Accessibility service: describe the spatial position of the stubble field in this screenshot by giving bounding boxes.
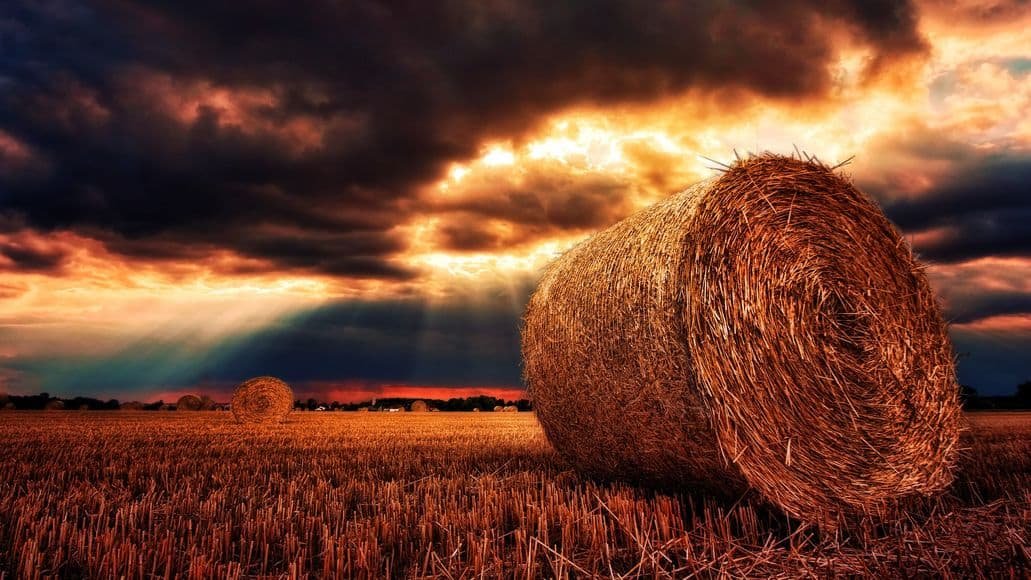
[0,411,1027,578]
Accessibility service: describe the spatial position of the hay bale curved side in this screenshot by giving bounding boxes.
[522,154,960,524]
[176,394,204,411]
[120,401,145,411]
[231,377,293,423]
[199,395,216,411]
[410,400,428,412]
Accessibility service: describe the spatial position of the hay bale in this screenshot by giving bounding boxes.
[199,395,217,411]
[120,401,145,411]
[522,154,960,525]
[77,404,90,411]
[231,376,293,424]
[472,408,481,413]
[176,394,204,411]
[492,405,503,412]
[2,402,14,410]
[502,405,518,413]
[357,406,369,412]
[44,400,65,411]
[410,400,429,412]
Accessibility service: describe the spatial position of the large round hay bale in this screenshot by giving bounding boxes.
[120,401,145,411]
[503,405,518,413]
[522,154,961,525]
[176,394,204,411]
[44,400,65,411]
[493,405,503,412]
[410,400,428,412]
[472,407,481,413]
[231,376,293,423]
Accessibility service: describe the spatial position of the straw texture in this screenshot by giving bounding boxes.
[231,377,293,424]
[522,154,960,525]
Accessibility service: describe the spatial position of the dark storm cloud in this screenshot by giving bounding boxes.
[0,239,68,272]
[878,154,1031,263]
[942,287,1031,324]
[0,0,927,274]
[432,169,634,251]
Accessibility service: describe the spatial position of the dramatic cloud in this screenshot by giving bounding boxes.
[0,0,928,275]
[877,153,1031,263]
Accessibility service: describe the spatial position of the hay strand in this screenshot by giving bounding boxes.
[231,376,293,424]
[522,154,961,526]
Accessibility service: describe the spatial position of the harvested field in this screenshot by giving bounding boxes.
[0,412,1027,578]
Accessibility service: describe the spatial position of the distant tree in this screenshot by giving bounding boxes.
[1017,381,1031,405]
[306,398,318,411]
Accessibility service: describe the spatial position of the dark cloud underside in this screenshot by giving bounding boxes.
[1,0,926,275]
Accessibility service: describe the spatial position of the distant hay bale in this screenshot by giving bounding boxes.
[502,405,518,413]
[159,404,173,411]
[493,405,503,412]
[77,404,89,411]
[44,400,65,411]
[2,402,14,410]
[410,400,428,412]
[120,401,145,411]
[430,408,441,412]
[357,406,369,412]
[472,408,481,413]
[231,376,293,424]
[176,394,204,411]
[522,154,961,525]
[199,395,216,411]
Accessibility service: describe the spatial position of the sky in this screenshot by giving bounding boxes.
[0,0,1028,402]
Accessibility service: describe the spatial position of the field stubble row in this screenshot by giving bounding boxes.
[0,411,1028,578]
